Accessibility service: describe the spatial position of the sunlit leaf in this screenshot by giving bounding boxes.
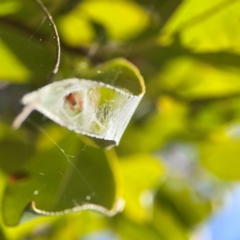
[114,214,162,240]
[200,126,240,180]
[0,0,21,16]
[160,0,240,52]
[58,0,149,46]
[119,154,165,222]
[57,14,95,46]
[0,39,30,82]
[149,56,240,100]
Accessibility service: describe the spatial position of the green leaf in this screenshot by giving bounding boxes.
[160,0,240,52]
[199,126,240,180]
[2,125,122,226]
[86,58,145,96]
[0,1,21,17]
[156,56,240,100]
[118,96,188,153]
[131,0,182,41]
[0,38,30,83]
[57,0,149,46]
[114,214,163,240]
[152,201,188,240]
[0,0,59,83]
[155,178,211,228]
[153,177,211,240]
[119,154,165,222]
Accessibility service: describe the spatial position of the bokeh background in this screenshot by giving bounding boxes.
[1,0,240,239]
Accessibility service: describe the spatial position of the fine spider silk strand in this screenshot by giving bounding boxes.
[34,0,61,83]
[28,119,99,199]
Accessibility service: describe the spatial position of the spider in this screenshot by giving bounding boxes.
[65,92,83,111]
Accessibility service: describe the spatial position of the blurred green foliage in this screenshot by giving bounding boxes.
[0,0,240,239]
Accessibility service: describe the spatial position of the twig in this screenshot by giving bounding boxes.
[34,0,61,83]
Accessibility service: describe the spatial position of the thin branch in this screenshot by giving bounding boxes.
[34,0,61,83]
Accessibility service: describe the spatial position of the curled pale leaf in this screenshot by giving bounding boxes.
[13,60,145,148]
